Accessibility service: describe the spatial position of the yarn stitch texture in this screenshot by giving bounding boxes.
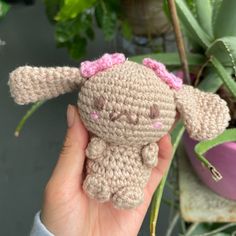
[8,53,230,209]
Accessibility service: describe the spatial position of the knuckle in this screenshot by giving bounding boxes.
[60,134,73,157]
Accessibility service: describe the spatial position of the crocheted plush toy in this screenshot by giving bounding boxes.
[9,53,230,209]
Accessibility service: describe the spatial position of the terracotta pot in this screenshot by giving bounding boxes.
[183,132,236,200]
[121,0,171,36]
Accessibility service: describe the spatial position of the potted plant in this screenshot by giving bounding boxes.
[147,0,236,235]
[43,0,172,60]
[171,0,236,201]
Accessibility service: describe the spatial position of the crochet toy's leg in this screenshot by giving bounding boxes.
[112,186,144,209]
[83,174,111,202]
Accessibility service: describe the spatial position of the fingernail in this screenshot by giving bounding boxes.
[67,105,75,128]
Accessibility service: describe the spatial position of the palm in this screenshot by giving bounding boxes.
[78,182,153,236]
[41,110,172,236]
[42,163,164,236]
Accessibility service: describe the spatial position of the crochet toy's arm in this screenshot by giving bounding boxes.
[85,137,106,160]
[141,143,159,168]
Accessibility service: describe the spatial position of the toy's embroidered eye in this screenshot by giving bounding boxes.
[94,96,105,111]
[149,104,159,119]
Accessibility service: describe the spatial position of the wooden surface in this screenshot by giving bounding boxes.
[179,150,236,222]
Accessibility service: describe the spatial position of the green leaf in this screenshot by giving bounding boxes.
[94,3,103,28]
[94,1,117,41]
[55,13,93,44]
[55,20,78,43]
[195,0,213,38]
[104,0,121,13]
[150,121,185,235]
[44,0,62,23]
[211,56,236,97]
[195,129,236,181]
[185,223,211,235]
[162,0,171,21]
[0,0,10,19]
[130,53,205,67]
[175,0,212,48]
[214,0,236,38]
[184,0,196,14]
[207,37,236,70]
[101,11,117,41]
[85,26,95,40]
[211,0,223,32]
[15,101,45,137]
[68,36,87,60]
[55,0,96,21]
[121,20,132,40]
[197,69,223,93]
[195,129,236,158]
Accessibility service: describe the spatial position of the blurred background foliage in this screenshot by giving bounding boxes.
[44,0,129,59]
[0,0,10,20]
[43,0,173,59]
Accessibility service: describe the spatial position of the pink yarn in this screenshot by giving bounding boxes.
[153,121,163,130]
[90,111,99,120]
[80,53,126,78]
[143,58,183,90]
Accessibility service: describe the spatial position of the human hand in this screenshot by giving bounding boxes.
[41,105,173,236]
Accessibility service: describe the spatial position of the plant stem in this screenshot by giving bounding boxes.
[14,101,45,137]
[194,57,211,87]
[196,223,236,236]
[180,218,186,234]
[149,122,185,236]
[185,223,200,236]
[166,212,180,236]
[150,176,167,236]
[167,0,190,84]
[162,198,178,209]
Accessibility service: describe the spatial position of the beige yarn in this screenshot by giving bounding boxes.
[8,58,230,209]
[175,85,230,140]
[9,66,84,104]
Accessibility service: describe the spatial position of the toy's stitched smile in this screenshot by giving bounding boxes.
[109,111,139,125]
[90,110,163,129]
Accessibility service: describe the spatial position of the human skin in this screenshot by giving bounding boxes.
[41,105,173,236]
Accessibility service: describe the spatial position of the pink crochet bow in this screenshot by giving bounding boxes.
[80,53,126,78]
[143,58,183,90]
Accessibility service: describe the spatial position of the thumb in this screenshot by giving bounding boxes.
[49,105,89,187]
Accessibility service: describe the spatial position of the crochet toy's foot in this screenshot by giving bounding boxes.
[83,175,111,202]
[112,186,144,209]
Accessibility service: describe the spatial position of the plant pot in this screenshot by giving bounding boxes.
[119,0,175,55]
[121,0,171,37]
[183,131,236,201]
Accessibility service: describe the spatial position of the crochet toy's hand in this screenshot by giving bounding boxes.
[41,105,173,236]
[142,143,159,168]
[85,137,106,159]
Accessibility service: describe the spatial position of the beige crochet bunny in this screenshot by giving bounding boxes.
[9,53,230,209]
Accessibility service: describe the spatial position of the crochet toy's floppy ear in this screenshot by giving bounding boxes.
[9,66,85,105]
[175,85,230,140]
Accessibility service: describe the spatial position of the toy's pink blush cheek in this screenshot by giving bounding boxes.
[153,121,163,130]
[90,111,99,120]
